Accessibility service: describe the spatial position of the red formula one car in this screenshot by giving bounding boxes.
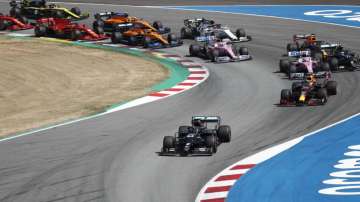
[34,18,108,41]
[0,13,33,31]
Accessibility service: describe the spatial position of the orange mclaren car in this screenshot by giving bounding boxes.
[92,12,170,34]
[110,22,182,48]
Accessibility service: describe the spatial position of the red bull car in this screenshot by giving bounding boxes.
[280,74,337,106]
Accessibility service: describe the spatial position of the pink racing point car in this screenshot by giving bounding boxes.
[0,13,33,31]
[189,38,252,63]
[279,51,331,80]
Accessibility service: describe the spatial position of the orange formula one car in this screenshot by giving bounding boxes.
[92,12,170,34]
[111,22,182,48]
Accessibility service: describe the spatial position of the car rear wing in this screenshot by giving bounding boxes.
[192,116,221,123]
[293,33,316,40]
[288,50,311,57]
[195,35,216,42]
[94,12,128,19]
[320,43,342,49]
[184,18,214,26]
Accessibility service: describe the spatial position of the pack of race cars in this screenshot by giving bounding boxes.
[2,0,360,156]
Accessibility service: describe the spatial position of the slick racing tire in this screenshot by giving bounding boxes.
[189,44,201,57]
[111,31,123,44]
[326,81,337,95]
[94,25,104,35]
[18,15,28,24]
[70,29,81,41]
[71,7,81,16]
[206,135,217,154]
[317,88,328,104]
[314,51,324,63]
[235,28,246,38]
[0,20,6,31]
[288,64,297,79]
[320,62,330,72]
[239,47,249,55]
[279,59,290,73]
[153,21,163,30]
[217,125,231,143]
[167,33,177,43]
[34,25,47,37]
[93,19,104,31]
[281,89,292,101]
[9,7,21,17]
[180,27,191,39]
[287,43,298,52]
[329,57,339,71]
[163,136,175,150]
[210,49,220,62]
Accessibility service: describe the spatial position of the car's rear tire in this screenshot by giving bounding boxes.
[321,62,330,72]
[205,135,217,153]
[34,25,47,37]
[189,44,200,56]
[180,27,191,39]
[94,25,104,35]
[153,21,163,30]
[211,49,220,62]
[279,59,290,73]
[239,47,248,55]
[0,20,6,30]
[235,28,246,38]
[70,29,81,41]
[330,57,339,71]
[167,33,177,43]
[288,64,297,79]
[217,125,231,143]
[163,136,175,150]
[111,31,123,43]
[129,36,138,45]
[9,7,21,17]
[317,88,328,104]
[281,89,292,101]
[70,7,81,16]
[326,81,337,95]
[314,51,323,62]
[287,43,298,52]
[93,19,104,31]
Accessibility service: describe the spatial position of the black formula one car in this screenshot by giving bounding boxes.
[280,74,337,106]
[180,18,251,42]
[9,0,89,20]
[160,116,231,156]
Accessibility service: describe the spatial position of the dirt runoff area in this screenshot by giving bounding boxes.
[0,37,168,137]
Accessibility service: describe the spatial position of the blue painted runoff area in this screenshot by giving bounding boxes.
[226,114,360,202]
[166,5,360,28]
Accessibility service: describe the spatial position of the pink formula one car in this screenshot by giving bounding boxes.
[189,38,251,63]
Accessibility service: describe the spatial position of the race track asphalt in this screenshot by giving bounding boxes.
[0,2,360,202]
